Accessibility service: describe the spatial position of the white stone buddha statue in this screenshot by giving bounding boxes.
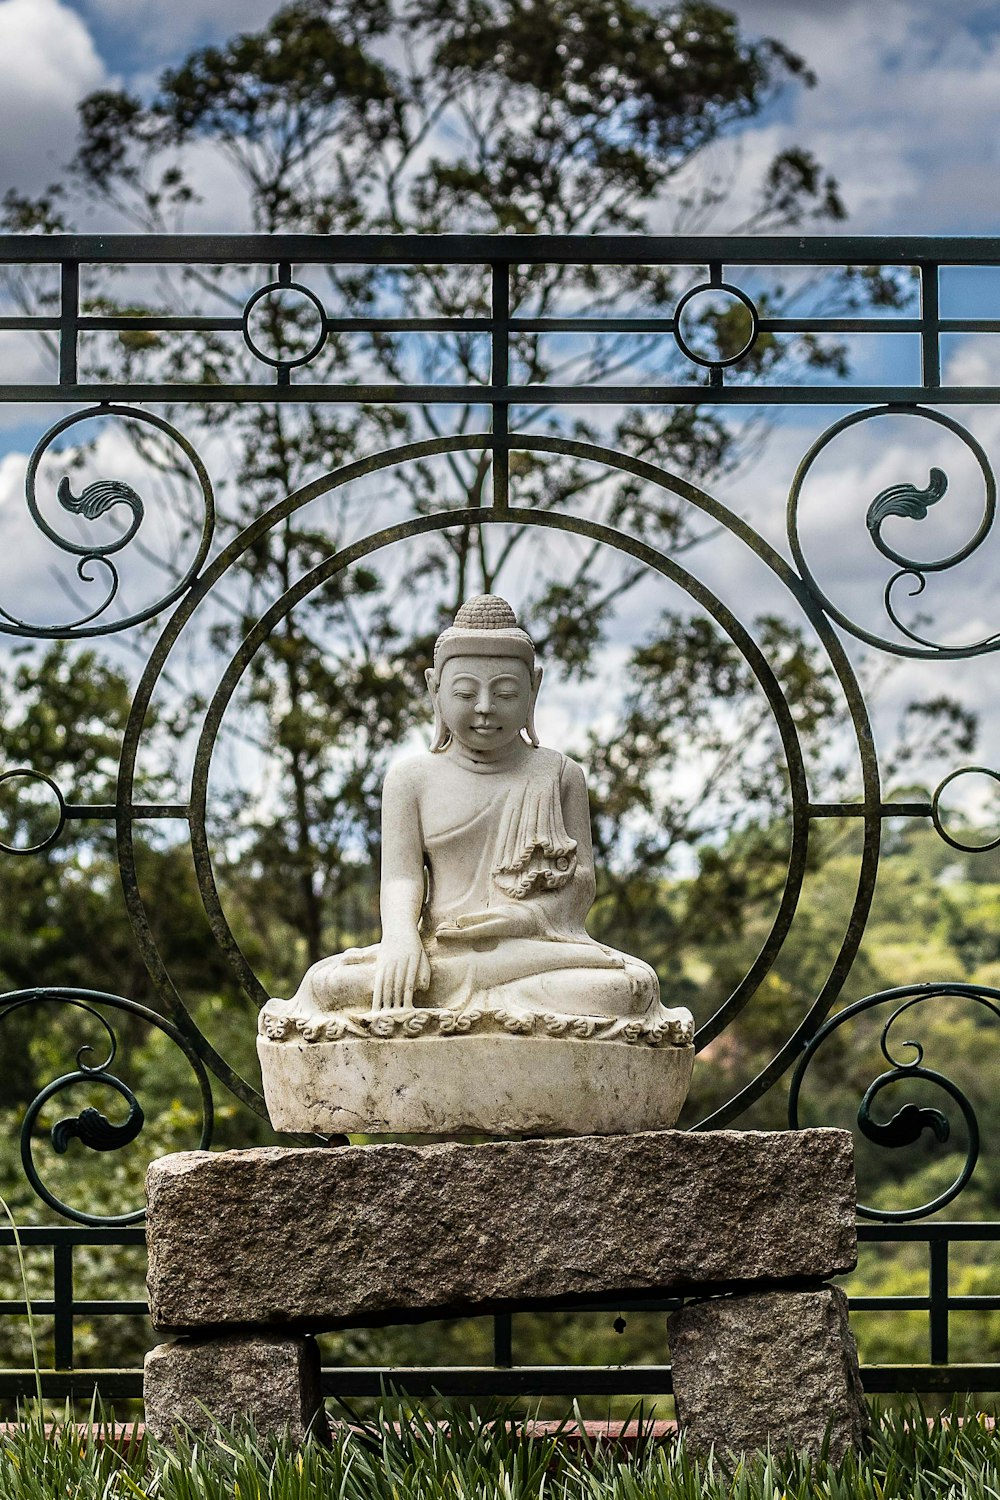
[258,595,694,1136]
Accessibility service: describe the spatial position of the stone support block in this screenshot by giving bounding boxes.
[143,1333,328,1445]
[668,1287,869,1461]
[146,1129,856,1331]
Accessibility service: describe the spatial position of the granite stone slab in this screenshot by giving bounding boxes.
[143,1334,329,1444]
[146,1128,856,1331]
[669,1286,869,1460]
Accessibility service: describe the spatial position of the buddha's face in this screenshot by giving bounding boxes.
[428,654,540,754]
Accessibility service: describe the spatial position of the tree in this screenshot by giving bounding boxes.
[0,646,261,1104]
[0,0,912,1003]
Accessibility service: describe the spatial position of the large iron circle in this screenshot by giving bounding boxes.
[787,406,997,658]
[117,435,880,1128]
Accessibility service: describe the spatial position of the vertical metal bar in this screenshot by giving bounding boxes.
[52,1243,74,1369]
[709,261,724,389]
[929,1238,949,1364]
[59,261,79,386]
[920,263,941,389]
[493,1312,513,1367]
[276,260,292,386]
[491,262,510,510]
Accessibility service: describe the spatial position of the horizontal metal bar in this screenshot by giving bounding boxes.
[0,1362,997,1402]
[860,1365,1000,1392]
[319,1365,676,1397]
[858,1223,1000,1241]
[0,1370,144,1399]
[1,313,998,338]
[852,1296,1000,1312]
[808,801,934,818]
[3,383,1000,406]
[1,233,1000,265]
[0,1301,148,1316]
[2,1292,998,1321]
[3,1294,994,1319]
[0,1228,146,1246]
[64,803,189,821]
[0,316,61,331]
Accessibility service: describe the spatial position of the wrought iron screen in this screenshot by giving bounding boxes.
[0,233,998,1402]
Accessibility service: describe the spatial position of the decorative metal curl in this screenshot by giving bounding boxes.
[788,406,1000,659]
[789,982,1000,1221]
[0,988,213,1226]
[0,405,215,639]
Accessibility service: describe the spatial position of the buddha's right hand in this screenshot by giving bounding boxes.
[372,933,431,1011]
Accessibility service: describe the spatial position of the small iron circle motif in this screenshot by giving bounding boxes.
[242,281,328,369]
[0,768,67,855]
[931,766,1000,853]
[673,282,759,369]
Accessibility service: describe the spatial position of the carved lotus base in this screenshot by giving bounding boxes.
[257,1032,695,1136]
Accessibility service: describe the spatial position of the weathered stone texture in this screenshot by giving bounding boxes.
[146,1128,856,1331]
[669,1287,869,1461]
[260,1032,694,1137]
[143,1333,328,1444]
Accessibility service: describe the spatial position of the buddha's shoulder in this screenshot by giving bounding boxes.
[534,745,587,787]
[381,752,436,796]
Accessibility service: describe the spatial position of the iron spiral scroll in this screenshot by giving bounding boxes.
[0,405,215,639]
[788,406,1000,660]
[788,983,1000,1223]
[0,989,214,1226]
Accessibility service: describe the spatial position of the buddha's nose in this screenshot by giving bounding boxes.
[475,686,492,714]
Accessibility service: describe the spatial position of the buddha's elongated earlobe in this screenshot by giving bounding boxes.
[425,667,450,752]
[523,666,543,747]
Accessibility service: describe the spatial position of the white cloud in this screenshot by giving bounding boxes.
[0,0,105,192]
[78,0,283,59]
[661,0,1000,235]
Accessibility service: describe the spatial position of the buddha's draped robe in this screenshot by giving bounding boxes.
[273,748,664,1025]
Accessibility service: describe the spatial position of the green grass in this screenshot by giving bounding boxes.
[0,1399,998,1499]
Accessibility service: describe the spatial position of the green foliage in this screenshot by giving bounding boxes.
[1,1399,1000,1499]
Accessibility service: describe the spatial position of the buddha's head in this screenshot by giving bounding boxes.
[426,595,542,755]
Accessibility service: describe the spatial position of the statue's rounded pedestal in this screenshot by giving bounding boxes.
[258,1033,694,1136]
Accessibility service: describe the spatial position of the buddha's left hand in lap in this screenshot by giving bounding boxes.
[435,905,543,943]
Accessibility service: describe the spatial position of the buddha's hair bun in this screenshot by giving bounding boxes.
[453,594,519,631]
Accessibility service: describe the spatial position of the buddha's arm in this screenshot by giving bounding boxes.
[373,761,431,1010]
[558,758,598,921]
